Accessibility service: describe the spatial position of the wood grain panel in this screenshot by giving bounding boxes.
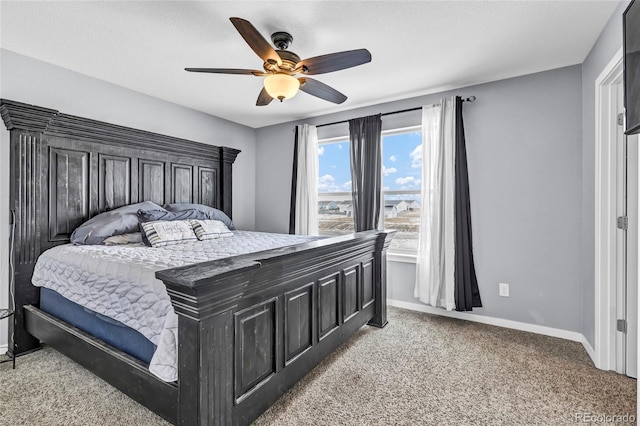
[99,154,130,210]
[284,284,313,364]
[171,163,193,203]
[198,166,217,207]
[342,265,360,322]
[362,259,374,308]
[49,147,89,241]
[234,300,277,400]
[15,133,40,264]
[318,273,340,340]
[139,159,165,205]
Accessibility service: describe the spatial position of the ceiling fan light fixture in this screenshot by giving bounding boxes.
[264,73,300,102]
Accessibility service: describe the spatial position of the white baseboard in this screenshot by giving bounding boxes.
[579,334,597,363]
[0,343,7,355]
[387,299,588,346]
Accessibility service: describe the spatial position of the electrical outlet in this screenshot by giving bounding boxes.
[499,282,510,297]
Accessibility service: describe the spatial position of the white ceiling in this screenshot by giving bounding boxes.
[0,1,620,129]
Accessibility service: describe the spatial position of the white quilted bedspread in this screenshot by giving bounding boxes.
[31,231,317,382]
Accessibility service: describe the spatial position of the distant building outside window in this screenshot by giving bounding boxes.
[317,126,422,253]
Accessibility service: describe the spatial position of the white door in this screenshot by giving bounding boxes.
[616,80,638,378]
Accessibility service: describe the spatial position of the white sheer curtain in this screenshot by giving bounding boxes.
[414,98,456,310]
[294,124,319,235]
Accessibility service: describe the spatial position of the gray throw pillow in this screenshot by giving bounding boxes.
[70,201,165,245]
[137,208,209,246]
[163,203,235,230]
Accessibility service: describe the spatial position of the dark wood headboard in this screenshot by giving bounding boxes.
[0,99,240,355]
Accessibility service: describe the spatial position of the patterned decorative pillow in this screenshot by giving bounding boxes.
[137,208,208,246]
[189,219,234,240]
[139,220,197,247]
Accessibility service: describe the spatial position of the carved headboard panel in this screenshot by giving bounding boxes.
[1,99,240,355]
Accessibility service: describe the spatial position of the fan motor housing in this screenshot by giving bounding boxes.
[271,31,293,50]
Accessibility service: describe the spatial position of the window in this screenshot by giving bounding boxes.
[381,127,422,253]
[317,127,422,253]
[317,138,354,237]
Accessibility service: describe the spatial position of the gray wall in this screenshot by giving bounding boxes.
[255,65,584,333]
[0,49,258,349]
[581,1,630,347]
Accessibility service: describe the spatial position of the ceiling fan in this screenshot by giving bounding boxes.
[185,17,372,106]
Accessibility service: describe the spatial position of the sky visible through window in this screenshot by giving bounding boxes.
[317,130,422,252]
[318,131,422,193]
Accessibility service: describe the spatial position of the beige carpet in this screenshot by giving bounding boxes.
[0,307,636,425]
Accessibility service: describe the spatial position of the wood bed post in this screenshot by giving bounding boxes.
[368,231,392,328]
[1,100,58,356]
[177,311,234,425]
[220,147,240,219]
[161,262,261,426]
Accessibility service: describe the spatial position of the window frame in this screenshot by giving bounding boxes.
[317,125,423,255]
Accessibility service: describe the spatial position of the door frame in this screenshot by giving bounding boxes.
[594,47,624,371]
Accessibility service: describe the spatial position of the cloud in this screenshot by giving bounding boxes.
[318,174,341,192]
[382,166,397,176]
[389,155,397,162]
[410,145,422,168]
[338,144,343,150]
[319,174,335,184]
[342,180,352,190]
[395,176,421,187]
[318,174,338,191]
[318,146,325,155]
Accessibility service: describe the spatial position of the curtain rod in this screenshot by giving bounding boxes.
[316,96,476,128]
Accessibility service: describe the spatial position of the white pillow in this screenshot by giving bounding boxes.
[189,219,233,240]
[139,220,197,247]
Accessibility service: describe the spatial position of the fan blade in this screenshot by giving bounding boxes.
[299,78,347,104]
[230,17,282,65]
[297,49,371,75]
[256,87,274,106]
[185,68,266,76]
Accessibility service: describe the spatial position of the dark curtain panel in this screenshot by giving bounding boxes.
[454,97,482,311]
[288,126,299,234]
[349,114,382,232]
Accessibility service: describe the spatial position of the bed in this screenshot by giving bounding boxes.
[1,99,393,425]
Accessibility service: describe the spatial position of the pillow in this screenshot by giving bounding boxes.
[139,220,197,248]
[102,232,143,246]
[70,201,165,245]
[137,209,209,246]
[164,203,235,230]
[190,219,233,240]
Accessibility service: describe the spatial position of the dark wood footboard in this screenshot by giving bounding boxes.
[157,230,393,425]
